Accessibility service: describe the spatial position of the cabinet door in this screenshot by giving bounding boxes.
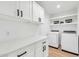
[20,1,32,21]
[33,1,45,23]
[42,40,48,57]
[39,6,45,23]
[35,40,47,57]
[33,1,40,22]
[35,40,43,57]
[0,1,19,18]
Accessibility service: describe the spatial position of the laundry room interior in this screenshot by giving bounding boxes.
[0,0,79,57]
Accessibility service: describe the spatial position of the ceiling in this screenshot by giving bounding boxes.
[37,1,79,16]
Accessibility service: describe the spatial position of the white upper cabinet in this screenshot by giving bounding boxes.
[0,1,33,21]
[33,1,45,23]
[0,1,45,23]
[0,1,18,18]
[20,1,32,21]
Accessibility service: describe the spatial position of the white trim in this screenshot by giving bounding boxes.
[50,14,77,20]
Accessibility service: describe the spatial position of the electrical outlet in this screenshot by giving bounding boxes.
[6,32,10,36]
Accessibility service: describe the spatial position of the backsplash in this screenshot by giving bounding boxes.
[0,20,40,41]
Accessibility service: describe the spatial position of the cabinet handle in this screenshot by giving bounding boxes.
[17,51,27,57]
[43,46,44,52]
[38,17,41,22]
[43,45,46,52]
[21,10,23,17]
[42,41,46,44]
[17,9,19,16]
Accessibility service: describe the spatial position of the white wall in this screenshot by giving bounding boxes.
[77,6,79,35]
[50,9,77,18]
[40,12,50,36]
[0,12,50,42]
[0,19,40,42]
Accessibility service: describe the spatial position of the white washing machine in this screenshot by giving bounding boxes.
[61,31,78,54]
[48,30,59,48]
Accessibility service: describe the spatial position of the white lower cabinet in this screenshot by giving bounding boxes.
[35,40,47,57]
[3,39,48,57]
[7,44,35,57]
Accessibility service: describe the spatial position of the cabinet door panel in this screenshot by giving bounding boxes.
[33,2,39,22]
[0,1,18,17]
[35,40,48,57]
[20,1,32,21]
[39,6,45,23]
[33,1,44,23]
[35,41,43,57]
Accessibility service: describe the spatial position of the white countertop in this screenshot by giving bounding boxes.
[0,35,47,56]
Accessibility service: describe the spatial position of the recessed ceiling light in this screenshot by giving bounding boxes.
[57,4,60,8]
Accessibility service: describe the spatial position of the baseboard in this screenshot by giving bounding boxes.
[49,45,58,49]
[49,45,79,56]
[62,49,79,56]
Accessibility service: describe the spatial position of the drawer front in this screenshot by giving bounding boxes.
[6,44,35,57]
[22,44,35,57]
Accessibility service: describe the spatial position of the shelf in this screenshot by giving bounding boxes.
[50,24,60,26]
[61,23,77,25]
[50,23,77,26]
